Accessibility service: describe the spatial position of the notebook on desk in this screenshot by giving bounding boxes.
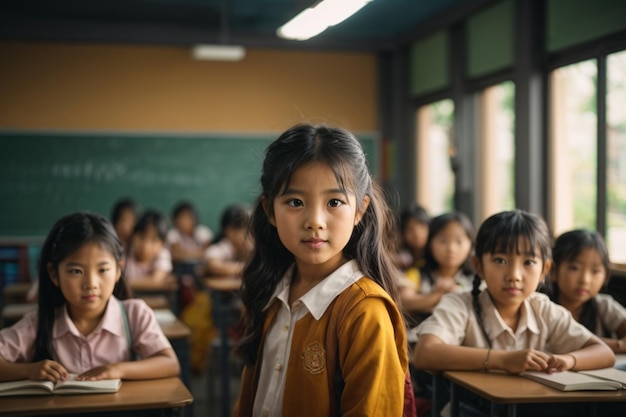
[521,370,625,391]
[0,375,121,396]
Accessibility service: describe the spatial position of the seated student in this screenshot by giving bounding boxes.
[166,201,213,266]
[397,202,430,284]
[412,210,615,417]
[24,198,139,304]
[111,197,139,250]
[204,204,252,277]
[546,229,626,353]
[400,211,475,316]
[125,209,173,283]
[0,212,180,383]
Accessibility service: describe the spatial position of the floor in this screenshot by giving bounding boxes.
[186,350,243,417]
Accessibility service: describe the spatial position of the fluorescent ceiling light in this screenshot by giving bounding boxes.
[277,0,374,41]
[191,45,246,61]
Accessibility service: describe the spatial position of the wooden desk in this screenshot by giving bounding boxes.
[443,371,626,417]
[2,282,32,303]
[129,277,180,315]
[0,377,193,416]
[202,277,241,292]
[140,295,170,309]
[203,276,242,417]
[0,303,36,328]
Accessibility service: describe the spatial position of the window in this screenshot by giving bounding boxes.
[606,50,626,263]
[479,81,516,219]
[416,99,455,215]
[550,60,598,235]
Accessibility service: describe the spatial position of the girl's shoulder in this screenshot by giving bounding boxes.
[526,291,572,318]
[595,293,626,314]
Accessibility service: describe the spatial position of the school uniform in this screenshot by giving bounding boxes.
[412,290,593,351]
[124,248,172,281]
[593,293,626,336]
[204,239,238,262]
[412,291,601,417]
[0,297,172,374]
[166,225,213,253]
[234,260,408,417]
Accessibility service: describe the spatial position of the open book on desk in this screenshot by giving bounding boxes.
[0,374,121,396]
[521,369,625,391]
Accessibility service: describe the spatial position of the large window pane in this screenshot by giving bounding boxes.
[550,60,597,235]
[606,50,626,264]
[479,81,516,219]
[416,99,455,215]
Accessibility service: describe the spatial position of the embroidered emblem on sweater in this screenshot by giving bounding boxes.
[302,342,326,374]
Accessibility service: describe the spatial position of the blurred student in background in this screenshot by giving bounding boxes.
[110,197,139,249]
[124,209,172,283]
[400,211,474,317]
[167,200,213,265]
[204,204,252,277]
[546,229,626,353]
[398,203,430,273]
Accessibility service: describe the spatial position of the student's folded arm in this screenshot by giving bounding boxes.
[147,268,170,283]
[79,348,180,380]
[412,334,492,371]
[119,348,180,380]
[0,357,68,383]
[205,258,243,277]
[400,287,445,313]
[565,335,615,371]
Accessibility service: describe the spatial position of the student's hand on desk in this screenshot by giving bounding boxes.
[545,354,575,373]
[77,364,122,381]
[27,360,68,382]
[500,349,552,373]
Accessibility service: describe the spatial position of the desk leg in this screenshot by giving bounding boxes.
[212,291,231,417]
[431,374,448,417]
[449,382,459,417]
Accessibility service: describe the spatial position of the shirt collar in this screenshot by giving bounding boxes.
[53,296,125,339]
[266,260,363,320]
[479,290,540,340]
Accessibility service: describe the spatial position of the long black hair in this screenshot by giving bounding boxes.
[548,229,611,336]
[35,212,129,361]
[471,210,552,346]
[236,124,401,365]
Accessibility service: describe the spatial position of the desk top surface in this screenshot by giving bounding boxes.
[128,277,179,292]
[0,377,193,416]
[203,276,242,292]
[444,370,626,403]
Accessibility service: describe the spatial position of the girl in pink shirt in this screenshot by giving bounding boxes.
[0,212,180,383]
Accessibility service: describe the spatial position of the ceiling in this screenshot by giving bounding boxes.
[1,0,494,51]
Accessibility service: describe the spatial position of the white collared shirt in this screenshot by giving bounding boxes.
[412,290,593,353]
[252,260,363,417]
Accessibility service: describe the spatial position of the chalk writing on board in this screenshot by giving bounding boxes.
[50,162,208,186]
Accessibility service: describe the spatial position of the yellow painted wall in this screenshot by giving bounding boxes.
[0,42,378,132]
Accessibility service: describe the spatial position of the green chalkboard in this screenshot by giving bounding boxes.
[0,131,378,237]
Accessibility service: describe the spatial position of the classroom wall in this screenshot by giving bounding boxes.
[0,41,377,132]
